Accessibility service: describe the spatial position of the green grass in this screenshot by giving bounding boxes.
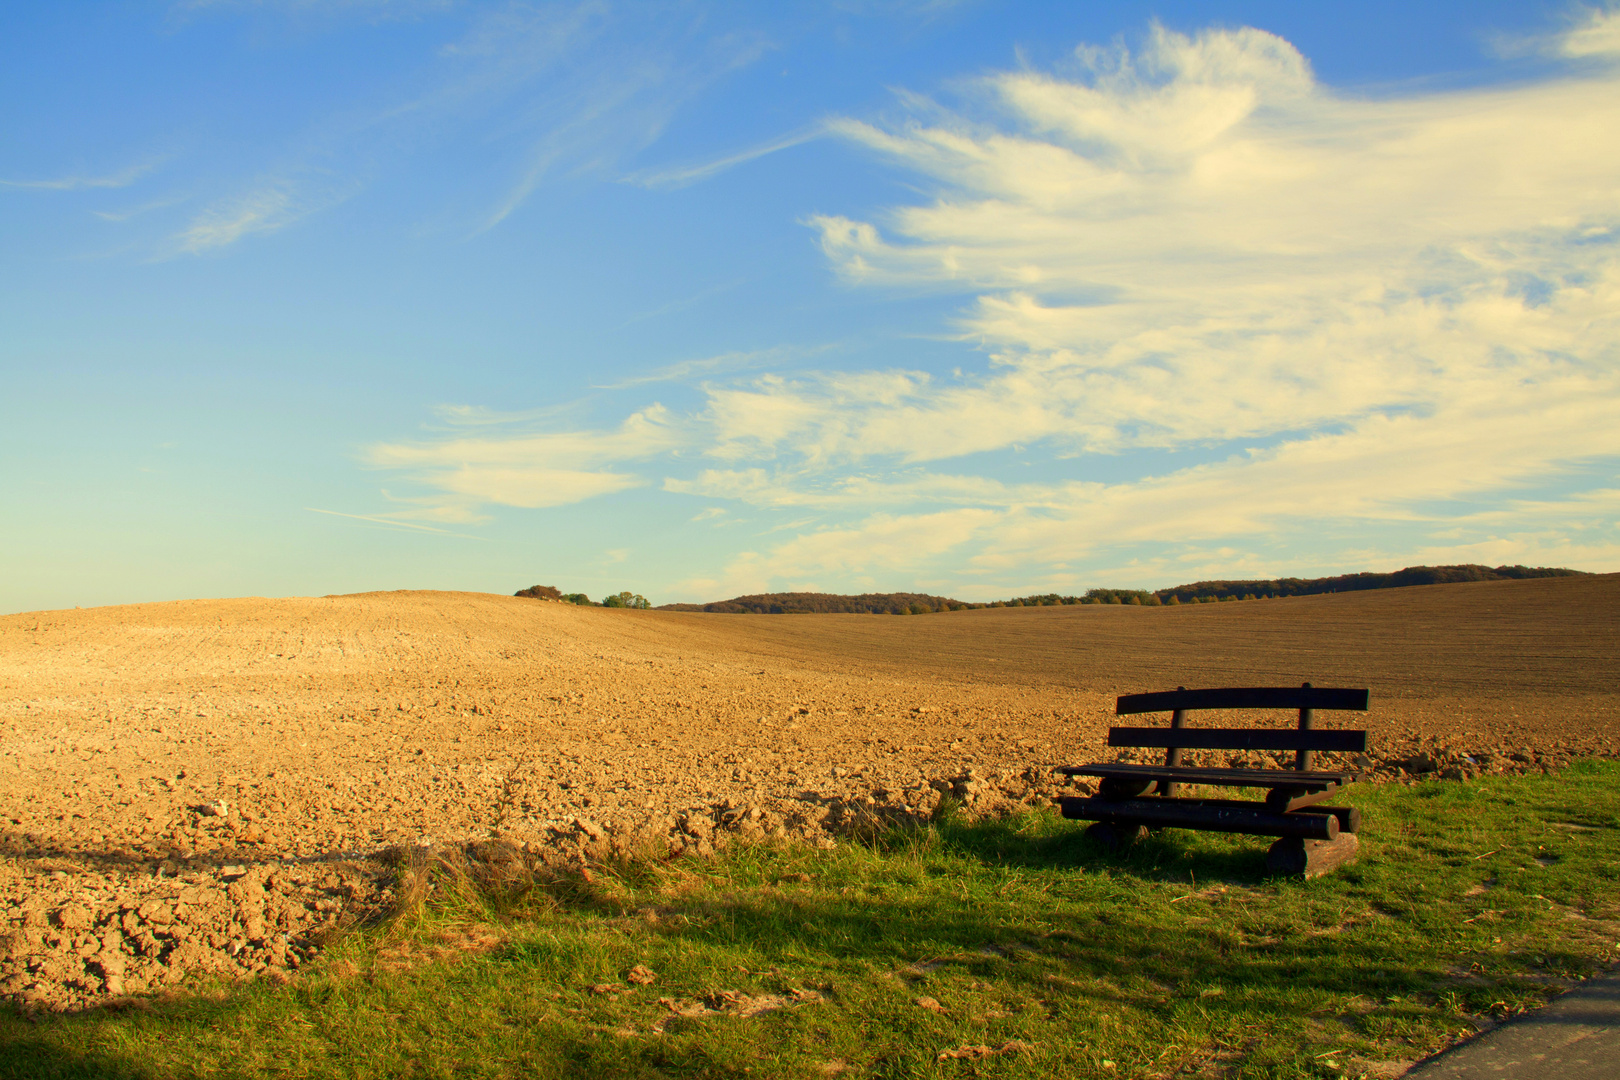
[5,761,1618,1080]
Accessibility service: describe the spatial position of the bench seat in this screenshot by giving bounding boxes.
[1058,796,1360,840]
[1058,763,1363,789]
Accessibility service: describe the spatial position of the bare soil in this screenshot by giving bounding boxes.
[2,573,1616,1010]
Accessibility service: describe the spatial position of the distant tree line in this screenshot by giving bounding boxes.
[1154,564,1585,604]
[657,590,1160,613]
[519,564,1584,616]
[657,592,968,615]
[514,585,650,609]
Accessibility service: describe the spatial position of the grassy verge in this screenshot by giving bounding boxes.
[4,760,1618,1080]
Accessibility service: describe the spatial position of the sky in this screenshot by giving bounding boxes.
[3,1,1618,613]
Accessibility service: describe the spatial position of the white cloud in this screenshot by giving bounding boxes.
[966,393,1620,572]
[371,16,1620,592]
[366,403,685,511]
[666,467,1060,509]
[1408,534,1620,572]
[679,507,999,597]
[727,21,1620,505]
[1561,7,1620,57]
[1500,6,1620,60]
[427,467,645,509]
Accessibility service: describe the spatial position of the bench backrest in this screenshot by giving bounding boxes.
[1116,686,1369,714]
[1111,683,1369,771]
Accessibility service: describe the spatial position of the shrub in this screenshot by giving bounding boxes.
[514,584,563,601]
[602,591,651,609]
[563,593,591,606]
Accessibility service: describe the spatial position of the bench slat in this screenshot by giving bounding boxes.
[1057,762,1363,787]
[1057,796,1341,840]
[1108,727,1368,753]
[1116,686,1369,715]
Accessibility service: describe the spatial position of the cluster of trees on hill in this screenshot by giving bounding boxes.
[514,585,650,609]
[519,564,1583,616]
[1155,564,1585,604]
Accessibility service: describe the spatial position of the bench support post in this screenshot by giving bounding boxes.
[1266,834,1358,878]
[1159,690,1188,797]
[1294,681,1315,772]
[1085,821,1148,852]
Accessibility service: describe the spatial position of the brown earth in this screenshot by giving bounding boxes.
[2,573,1617,1011]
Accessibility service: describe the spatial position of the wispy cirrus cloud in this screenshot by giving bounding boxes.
[625,125,825,189]
[1,159,160,191]
[427,403,578,428]
[594,347,802,390]
[305,507,483,538]
[170,0,455,25]
[176,181,318,252]
[444,3,773,232]
[159,1,771,252]
[91,193,192,222]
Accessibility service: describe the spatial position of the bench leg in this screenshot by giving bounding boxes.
[1266,834,1358,879]
[1086,821,1149,852]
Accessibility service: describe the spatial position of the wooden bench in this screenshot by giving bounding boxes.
[1056,683,1371,877]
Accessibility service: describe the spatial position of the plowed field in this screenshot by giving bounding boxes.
[1,573,1616,1009]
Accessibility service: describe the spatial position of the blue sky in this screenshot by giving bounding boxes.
[4,1,1618,613]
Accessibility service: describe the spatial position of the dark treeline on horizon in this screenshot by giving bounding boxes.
[631,564,1587,614]
[656,591,962,615]
[1155,563,1585,604]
